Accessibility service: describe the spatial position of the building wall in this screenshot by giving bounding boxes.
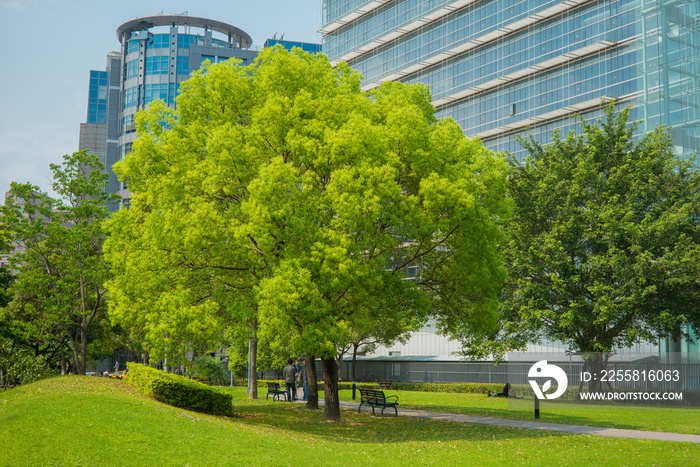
[80,52,123,209]
[113,17,258,210]
[322,0,699,360]
[81,16,324,212]
[322,0,699,162]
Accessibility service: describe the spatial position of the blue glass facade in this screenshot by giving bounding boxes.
[263,39,323,53]
[80,53,122,205]
[322,0,700,162]
[101,16,259,210]
[87,70,108,124]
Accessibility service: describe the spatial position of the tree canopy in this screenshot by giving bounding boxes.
[0,150,114,375]
[476,105,700,376]
[104,46,510,419]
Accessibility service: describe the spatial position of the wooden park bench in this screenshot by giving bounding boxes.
[266,381,287,401]
[379,380,393,389]
[358,388,399,417]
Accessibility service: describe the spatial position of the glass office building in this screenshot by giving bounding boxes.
[79,15,324,211]
[79,53,122,198]
[321,0,700,162]
[114,15,258,210]
[79,15,257,211]
[322,0,698,361]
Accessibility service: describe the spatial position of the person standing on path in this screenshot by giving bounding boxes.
[294,359,302,400]
[283,358,296,402]
[302,358,309,401]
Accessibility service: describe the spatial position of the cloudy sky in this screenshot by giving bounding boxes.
[0,0,322,201]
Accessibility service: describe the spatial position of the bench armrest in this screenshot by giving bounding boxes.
[385,395,399,402]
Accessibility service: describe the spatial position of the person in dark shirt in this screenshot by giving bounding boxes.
[283,358,296,402]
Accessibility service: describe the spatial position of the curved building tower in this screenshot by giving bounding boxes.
[114,15,256,209]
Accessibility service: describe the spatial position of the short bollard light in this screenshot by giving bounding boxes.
[352,382,356,400]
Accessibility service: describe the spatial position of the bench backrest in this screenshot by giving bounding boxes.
[359,388,386,405]
[267,381,280,391]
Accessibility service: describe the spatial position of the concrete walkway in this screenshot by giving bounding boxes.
[329,400,700,444]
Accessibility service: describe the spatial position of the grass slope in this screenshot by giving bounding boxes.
[0,377,697,466]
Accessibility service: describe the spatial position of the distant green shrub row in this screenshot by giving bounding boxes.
[365,381,507,395]
[242,378,700,406]
[126,362,232,416]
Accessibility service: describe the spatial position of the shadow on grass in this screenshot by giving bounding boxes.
[226,398,569,444]
[221,387,699,436]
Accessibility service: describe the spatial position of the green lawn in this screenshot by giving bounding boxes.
[1,377,697,466]
[329,389,700,435]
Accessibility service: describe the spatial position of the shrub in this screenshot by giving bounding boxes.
[126,362,232,416]
[0,337,55,386]
[191,355,227,384]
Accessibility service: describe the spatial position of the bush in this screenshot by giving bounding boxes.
[191,355,227,384]
[126,362,232,416]
[0,337,55,386]
[387,381,507,395]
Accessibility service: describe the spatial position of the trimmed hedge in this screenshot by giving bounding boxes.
[126,362,232,416]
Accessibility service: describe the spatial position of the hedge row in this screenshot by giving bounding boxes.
[126,362,233,416]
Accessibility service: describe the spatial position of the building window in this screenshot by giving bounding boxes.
[176,56,190,75]
[124,87,139,108]
[177,34,196,49]
[144,83,169,105]
[145,56,169,75]
[126,60,139,78]
[126,39,140,55]
[146,34,169,49]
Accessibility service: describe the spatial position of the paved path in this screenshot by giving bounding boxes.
[328,400,700,444]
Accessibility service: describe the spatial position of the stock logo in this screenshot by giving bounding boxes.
[528,360,568,400]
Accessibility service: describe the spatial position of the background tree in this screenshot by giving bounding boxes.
[491,105,700,391]
[0,336,53,385]
[336,315,418,383]
[0,151,114,375]
[0,267,13,309]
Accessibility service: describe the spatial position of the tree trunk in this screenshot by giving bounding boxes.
[336,351,345,381]
[77,326,88,375]
[321,357,340,421]
[352,343,359,382]
[249,320,258,400]
[586,353,605,394]
[306,355,319,409]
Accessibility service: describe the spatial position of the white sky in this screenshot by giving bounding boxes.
[0,0,323,201]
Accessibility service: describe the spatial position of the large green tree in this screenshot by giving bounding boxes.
[0,151,115,375]
[105,47,510,418]
[482,105,700,390]
[237,49,509,419]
